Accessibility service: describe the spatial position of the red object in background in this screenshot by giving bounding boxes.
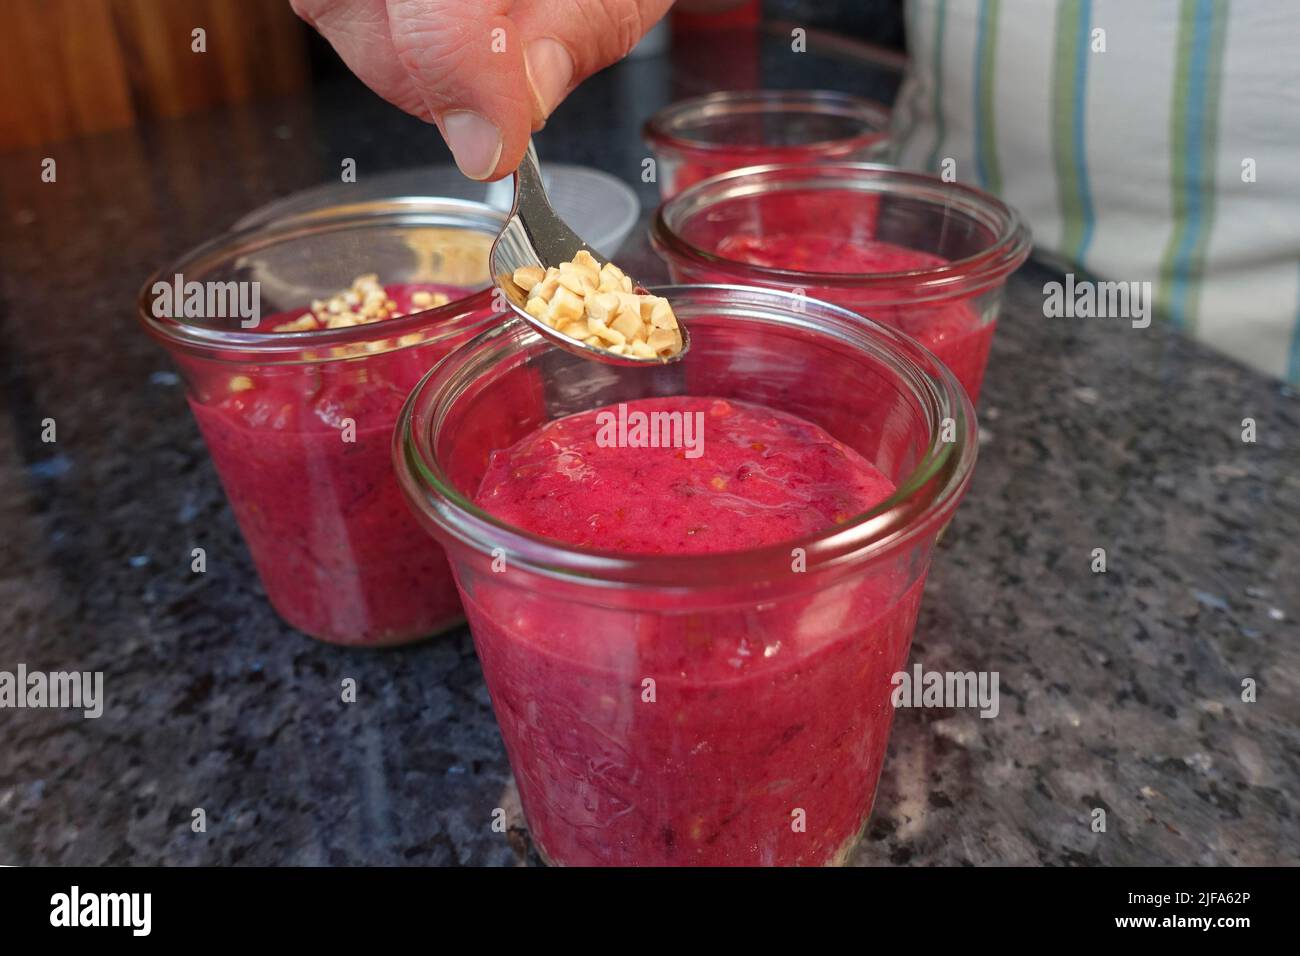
[669,1,761,93]
[672,0,761,31]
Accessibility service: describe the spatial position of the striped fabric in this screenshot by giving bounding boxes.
[892,0,1300,384]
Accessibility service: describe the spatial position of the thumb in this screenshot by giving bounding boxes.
[386,0,532,181]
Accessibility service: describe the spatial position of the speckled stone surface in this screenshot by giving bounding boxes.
[0,31,1296,867]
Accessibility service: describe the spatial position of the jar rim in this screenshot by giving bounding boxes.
[395,284,978,591]
[136,197,503,365]
[643,89,892,157]
[651,162,1032,299]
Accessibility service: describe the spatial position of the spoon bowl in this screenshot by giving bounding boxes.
[490,140,690,366]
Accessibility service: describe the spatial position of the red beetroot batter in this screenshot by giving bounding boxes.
[714,233,995,401]
[469,396,925,865]
[191,283,484,644]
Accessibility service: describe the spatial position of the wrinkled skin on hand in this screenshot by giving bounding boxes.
[290,0,676,179]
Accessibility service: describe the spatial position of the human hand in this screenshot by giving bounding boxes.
[291,0,675,180]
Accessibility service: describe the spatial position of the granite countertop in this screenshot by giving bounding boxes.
[0,31,1296,867]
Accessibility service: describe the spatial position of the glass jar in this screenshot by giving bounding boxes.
[138,198,502,646]
[396,285,977,865]
[651,163,1032,402]
[643,90,891,200]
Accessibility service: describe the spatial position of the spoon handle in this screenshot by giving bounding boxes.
[510,139,607,267]
[513,140,549,217]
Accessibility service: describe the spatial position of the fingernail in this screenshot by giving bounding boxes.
[525,38,574,118]
[442,111,502,180]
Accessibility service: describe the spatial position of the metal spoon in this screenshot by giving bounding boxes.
[490,140,690,366]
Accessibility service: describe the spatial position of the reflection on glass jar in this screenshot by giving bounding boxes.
[138,199,502,645]
[397,285,978,865]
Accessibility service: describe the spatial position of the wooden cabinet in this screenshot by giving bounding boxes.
[1,0,310,151]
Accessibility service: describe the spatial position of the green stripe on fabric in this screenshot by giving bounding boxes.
[974,0,1003,194]
[1157,1,1195,326]
[923,0,949,174]
[1050,1,1086,258]
[1157,0,1230,332]
[1180,2,1229,333]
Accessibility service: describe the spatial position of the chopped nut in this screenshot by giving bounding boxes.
[534,270,561,302]
[229,375,254,392]
[586,292,620,324]
[512,265,546,291]
[610,310,642,342]
[524,296,550,321]
[557,263,597,296]
[588,318,625,346]
[519,253,684,359]
[648,298,676,329]
[273,313,320,332]
[648,327,681,356]
[549,286,586,324]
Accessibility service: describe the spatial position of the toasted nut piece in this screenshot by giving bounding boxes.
[606,343,626,355]
[610,309,642,342]
[616,305,646,342]
[616,293,647,319]
[598,262,626,289]
[649,298,678,330]
[534,272,561,302]
[512,266,545,291]
[229,375,254,392]
[630,340,655,358]
[648,328,680,355]
[326,313,361,329]
[588,318,626,346]
[549,286,585,323]
[273,313,320,332]
[524,296,550,321]
[557,263,597,296]
[586,292,620,323]
[411,290,435,308]
[572,249,601,279]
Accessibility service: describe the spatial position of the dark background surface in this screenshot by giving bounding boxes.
[0,23,1297,866]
